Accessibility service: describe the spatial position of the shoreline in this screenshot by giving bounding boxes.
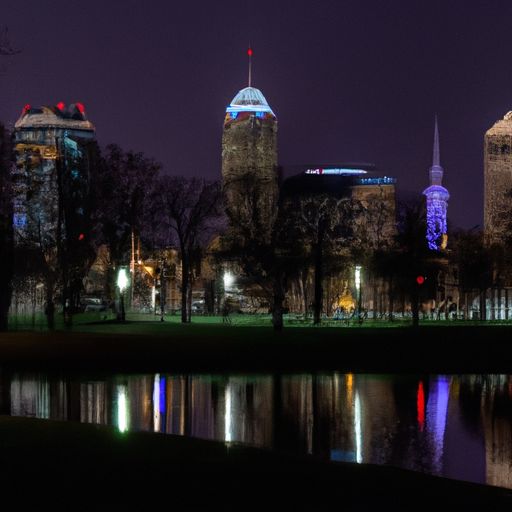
[0,324,510,373]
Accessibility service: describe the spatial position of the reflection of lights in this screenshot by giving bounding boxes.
[427,376,450,471]
[355,390,362,463]
[225,382,232,442]
[417,381,425,432]
[117,385,128,433]
[355,266,361,291]
[153,374,160,432]
[223,271,235,290]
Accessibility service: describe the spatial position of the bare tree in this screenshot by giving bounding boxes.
[0,123,13,330]
[155,176,223,323]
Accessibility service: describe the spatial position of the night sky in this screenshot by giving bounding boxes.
[2,0,512,229]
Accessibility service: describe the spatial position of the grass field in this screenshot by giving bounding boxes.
[9,309,512,334]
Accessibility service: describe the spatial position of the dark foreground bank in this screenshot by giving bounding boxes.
[0,416,509,510]
[0,324,510,373]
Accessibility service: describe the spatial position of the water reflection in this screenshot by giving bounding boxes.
[2,371,512,489]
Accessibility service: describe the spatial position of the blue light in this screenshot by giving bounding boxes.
[357,177,396,185]
[230,112,238,119]
[423,185,449,250]
[255,112,264,118]
[13,213,26,228]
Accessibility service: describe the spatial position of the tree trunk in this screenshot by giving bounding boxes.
[479,289,487,321]
[181,258,189,323]
[411,285,419,328]
[272,279,285,331]
[45,281,55,330]
[313,241,323,325]
[388,276,394,322]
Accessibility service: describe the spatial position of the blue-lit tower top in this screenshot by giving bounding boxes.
[225,86,276,121]
[423,117,450,250]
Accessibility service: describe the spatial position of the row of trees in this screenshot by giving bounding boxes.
[0,118,224,330]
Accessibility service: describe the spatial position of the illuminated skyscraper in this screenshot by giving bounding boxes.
[13,102,95,242]
[221,83,278,241]
[484,111,512,244]
[423,118,449,251]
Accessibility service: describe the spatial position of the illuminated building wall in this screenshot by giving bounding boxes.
[423,118,449,251]
[484,112,512,244]
[12,103,95,243]
[221,86,278,241]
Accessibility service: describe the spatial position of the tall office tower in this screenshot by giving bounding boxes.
[221,85,278,242]
[12,102,95,244]
[484,111,512,244]
[423,118,449,250]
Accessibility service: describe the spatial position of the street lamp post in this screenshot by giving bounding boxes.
[117,267,129,322]
[355,265,362,323]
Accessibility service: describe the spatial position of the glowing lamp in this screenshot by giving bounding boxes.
[56,102,65,110]
[75,102,85,114]
[23,104,31,114]
[416,275,425,285]
[78,233,85,241]
[223,271,235,289]
[355,265,362,291]
[247,47,253,57]
[117,268,129,292]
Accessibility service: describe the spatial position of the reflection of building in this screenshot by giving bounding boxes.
[222,86,278,241]
[423,119,449,251]
[484,112,512,243]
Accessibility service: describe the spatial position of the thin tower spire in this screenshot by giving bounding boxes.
[247,46,253,87]
[433,115,440,167]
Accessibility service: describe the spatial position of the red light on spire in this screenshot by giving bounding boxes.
[247,47,253,57]
[56,102,65,111]
[75,102,85,114]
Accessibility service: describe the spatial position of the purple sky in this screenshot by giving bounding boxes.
[2,0,512,229]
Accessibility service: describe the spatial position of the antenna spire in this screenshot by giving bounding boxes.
[247,46,253,87]
[433,115,440,167]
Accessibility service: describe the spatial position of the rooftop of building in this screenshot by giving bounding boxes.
[14,103,95,132]
[281,164,396,199]
[226,86,275,116]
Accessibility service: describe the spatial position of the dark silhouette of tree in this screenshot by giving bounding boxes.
[385,198,441,327]
[95,144,160,305]
[222,174,302,330]
[287,194,359,325]
[154,176,223,323]
[0,123,13,330]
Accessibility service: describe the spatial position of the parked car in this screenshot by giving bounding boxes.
[81,297,107,312]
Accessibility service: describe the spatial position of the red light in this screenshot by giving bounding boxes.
[75,102,85,114]
[23,104,31,113]
[416,276,425,285]
[78,233,85,241]
[56,102,65,110]
[417,381,425,432]
[247,47,253,57]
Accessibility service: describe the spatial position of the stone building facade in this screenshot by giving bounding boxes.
[484,111,512,244]
[221,86,278,242]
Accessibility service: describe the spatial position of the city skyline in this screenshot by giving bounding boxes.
[2,1,512,229]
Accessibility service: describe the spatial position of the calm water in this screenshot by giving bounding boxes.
[2,372,512,488]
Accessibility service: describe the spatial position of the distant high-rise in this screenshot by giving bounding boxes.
[221,84,278,241]
[423,118,449,251]
[484,111,512,244]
